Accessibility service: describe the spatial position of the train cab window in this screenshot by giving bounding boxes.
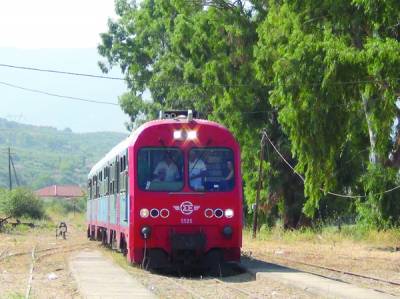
[189,148,234,192]
[138,148,183,191]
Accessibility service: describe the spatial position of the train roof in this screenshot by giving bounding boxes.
[88,118,231,178]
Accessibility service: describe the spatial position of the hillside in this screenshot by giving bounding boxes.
[0,118,128,189]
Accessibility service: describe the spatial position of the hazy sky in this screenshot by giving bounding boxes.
[0,0,131,133]
[0,0,116,48]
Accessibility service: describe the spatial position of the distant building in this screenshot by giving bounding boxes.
[35,185,84,199]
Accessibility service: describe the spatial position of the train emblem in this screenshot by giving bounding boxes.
[173,201,200,215]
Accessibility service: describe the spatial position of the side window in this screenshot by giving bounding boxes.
[110,163,115,194]
[94,175,99,198]
[88,179,92,200]
[99,171,104,196]
[105,166,110,195]
[115,157,120,193]
[119,155,127,192]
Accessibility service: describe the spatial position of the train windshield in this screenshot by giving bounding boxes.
[189,148,234,192]
[138,148,184,191]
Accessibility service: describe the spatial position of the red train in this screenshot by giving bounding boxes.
[87,111,242,269]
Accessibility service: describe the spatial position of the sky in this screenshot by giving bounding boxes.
[0,0,116,49]
[0,0,131,133]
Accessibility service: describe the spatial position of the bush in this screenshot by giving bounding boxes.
[0,188,45,219]
[44,196,86,215]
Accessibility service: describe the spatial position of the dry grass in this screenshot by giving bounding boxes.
[248,225,400,247]
[0,212,91,299]
[243,225,400,295]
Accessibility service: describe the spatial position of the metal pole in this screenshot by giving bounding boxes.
[10,155,20,186]
[8,147,12,190]
[252,133,265,239]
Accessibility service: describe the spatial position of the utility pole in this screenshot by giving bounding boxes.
[252,132,265,239]
[10,155,20,186]
[8,147,12,190]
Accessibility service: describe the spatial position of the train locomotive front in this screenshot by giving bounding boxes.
[87,112,242,269]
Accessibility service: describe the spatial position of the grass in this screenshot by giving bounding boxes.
[0,208,85,236]
[244,224,400,247]
[3,292,24,299]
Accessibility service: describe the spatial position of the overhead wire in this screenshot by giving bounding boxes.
[0,63,126,81]
[262,130,400,199]
[1,62,400,87]
[0,80,119,106]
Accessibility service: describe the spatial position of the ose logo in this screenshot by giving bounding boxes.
[173,201,200,215]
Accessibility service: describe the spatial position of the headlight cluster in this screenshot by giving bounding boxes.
[204,208,234,219]
[173,130,197,140]
[140,208,169,219]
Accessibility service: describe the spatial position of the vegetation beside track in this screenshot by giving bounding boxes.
[245,225,400,248]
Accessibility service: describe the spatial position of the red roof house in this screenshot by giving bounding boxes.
[35,185,84,199]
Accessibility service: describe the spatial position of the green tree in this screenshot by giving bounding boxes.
[98,0,307,228]
[254,0,400,226]
[0,188,45,219]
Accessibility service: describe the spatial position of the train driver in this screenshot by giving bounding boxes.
[153,153,179,182]
[189,151,207,190]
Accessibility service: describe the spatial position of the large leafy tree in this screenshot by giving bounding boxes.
[99,0,306,228]
[255,0,400,226]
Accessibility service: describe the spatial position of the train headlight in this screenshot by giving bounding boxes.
[173,130,183,139]
[160,208,170,218]
[150,208,160,218]
[187,130,197,140]
[214,208,223,218]
[204,208,214,218]
[224,209,234,218]
[140,208,149,218]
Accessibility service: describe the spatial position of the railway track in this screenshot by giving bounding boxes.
[1,240,93,298]
[259,254,400,288]
[242,252,400,297]
[0,242,91,262]
[277,256,400,287]
[138,263,267,299]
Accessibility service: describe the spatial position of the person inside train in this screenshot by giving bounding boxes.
[153,153,179,182]
[222,160,234,190]
[189,151,207,190]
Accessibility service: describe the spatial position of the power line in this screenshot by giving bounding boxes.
[0,80,119,106]
[262,130,400,199]
[1,62,400,87]
[0,63,126,81]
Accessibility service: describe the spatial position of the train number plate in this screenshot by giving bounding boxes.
[180,218,193,224]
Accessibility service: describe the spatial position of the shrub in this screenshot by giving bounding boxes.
[0,188,45,219]
[44,196,86,215]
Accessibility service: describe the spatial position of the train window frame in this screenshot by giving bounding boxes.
[188,147,235,192]
[137,147,184,192]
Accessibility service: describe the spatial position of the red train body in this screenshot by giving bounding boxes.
[87,113,242,267]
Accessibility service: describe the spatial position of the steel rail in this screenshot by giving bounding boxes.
[274,256,400,287]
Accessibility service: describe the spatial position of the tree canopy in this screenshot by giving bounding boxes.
[99,0,400,228]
